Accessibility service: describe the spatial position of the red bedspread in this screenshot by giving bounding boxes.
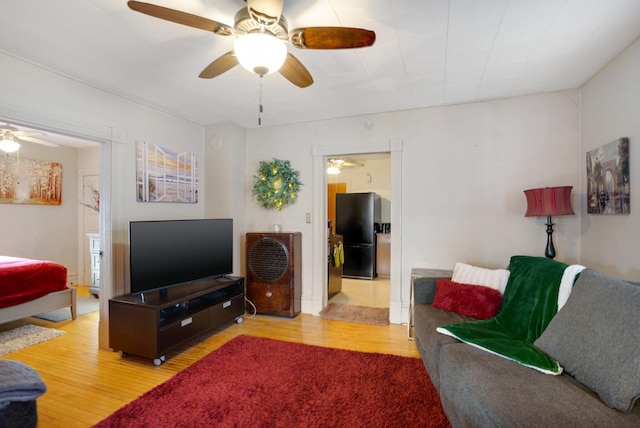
[0,256,68,309]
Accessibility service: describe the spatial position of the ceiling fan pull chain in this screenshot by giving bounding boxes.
[258,76,264,126]
[16,149,20,183]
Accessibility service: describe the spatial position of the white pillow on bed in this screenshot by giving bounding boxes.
[452,262,510,294]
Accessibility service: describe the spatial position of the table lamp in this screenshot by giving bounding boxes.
[524,186,574,259]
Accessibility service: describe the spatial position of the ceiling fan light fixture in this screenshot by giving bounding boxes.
[327,165,340,175]
[234,32,287,75]
[0,135,20,153]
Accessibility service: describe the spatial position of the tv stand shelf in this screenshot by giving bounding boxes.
[109,276,244,365]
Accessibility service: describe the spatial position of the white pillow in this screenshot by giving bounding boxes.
[451,262,510,294]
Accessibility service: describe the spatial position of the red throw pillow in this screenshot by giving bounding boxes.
[432,279,502,320]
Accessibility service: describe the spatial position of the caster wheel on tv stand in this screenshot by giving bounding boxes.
[153,356,166,366]
[236,316,244,324]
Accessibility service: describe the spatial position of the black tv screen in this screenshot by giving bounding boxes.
[129,219,233,294]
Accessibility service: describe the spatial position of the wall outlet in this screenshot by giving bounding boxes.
[306,213,312,223]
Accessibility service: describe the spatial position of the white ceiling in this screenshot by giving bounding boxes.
[1,0,640,134]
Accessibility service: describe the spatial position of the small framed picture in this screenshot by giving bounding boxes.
[586,138,629,214]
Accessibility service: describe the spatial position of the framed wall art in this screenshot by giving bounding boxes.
[586,137,629,214]
[0,155,62,205]
[135,141,198,203]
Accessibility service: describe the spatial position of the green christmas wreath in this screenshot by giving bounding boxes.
[252,159,303,211]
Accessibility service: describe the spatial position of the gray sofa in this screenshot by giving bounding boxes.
[413,265,640,427]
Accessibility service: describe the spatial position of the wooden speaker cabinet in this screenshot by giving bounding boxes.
[246,232,301,317]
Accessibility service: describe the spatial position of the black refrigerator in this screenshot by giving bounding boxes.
[335,192,381,279]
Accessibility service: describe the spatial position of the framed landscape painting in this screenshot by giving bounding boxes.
[136,141,198,203]
[586,138,630,214]
[0,155,62,205]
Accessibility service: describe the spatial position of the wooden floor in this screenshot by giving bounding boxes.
[1,286,418,427]
[328,277,390,308]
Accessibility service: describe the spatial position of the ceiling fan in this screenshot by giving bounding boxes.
[127,0,376,88]
[327,158,364,174]
[0,125,59,153]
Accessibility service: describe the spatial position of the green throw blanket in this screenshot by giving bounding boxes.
[437,255,580,374]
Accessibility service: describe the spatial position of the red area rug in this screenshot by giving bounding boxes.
[95,335,450,427]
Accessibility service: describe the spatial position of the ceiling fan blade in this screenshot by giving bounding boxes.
[289,27,376,49]
[329,158,364,167]
[17,136,59,148]
[246,0,284,27]
[278,53,313,88]
[0,124,19,133]
[14,130,46,138]
[127,1,234,36]
[199,51,239,79]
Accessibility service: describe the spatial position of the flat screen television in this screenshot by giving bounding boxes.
[129,218,233,294]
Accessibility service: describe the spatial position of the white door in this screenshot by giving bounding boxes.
[80,173,100,285]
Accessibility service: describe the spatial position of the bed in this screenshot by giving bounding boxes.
[0,256,76,324]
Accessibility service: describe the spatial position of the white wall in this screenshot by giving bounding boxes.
[204,122,248,276]
[245,91,581,317]
[398,93,581,269]
[581,37,640,280]
[0,52,205,254]
[242,123,315,285]
[0,52,205,223]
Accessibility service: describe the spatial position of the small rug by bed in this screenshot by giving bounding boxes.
[95,335,450,427]
[320,302,389,325]
[0,324,66,356]
[34,295,99,322]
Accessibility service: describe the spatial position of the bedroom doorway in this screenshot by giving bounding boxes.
[0,118,118,349]
[0,119,103,298]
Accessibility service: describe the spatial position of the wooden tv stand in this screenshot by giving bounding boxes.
[109,276,244,365]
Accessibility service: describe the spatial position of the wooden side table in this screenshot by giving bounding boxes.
[408,268,453,339]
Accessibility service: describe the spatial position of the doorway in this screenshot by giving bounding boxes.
[326,153,391,311]
[1,119,105,306]
[78,168,100,295]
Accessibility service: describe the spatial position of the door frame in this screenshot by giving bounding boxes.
[310,140,404,324]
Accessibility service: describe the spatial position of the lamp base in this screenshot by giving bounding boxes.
[545,215,556,259]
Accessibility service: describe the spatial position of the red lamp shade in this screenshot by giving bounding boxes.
[524,186,574,217]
